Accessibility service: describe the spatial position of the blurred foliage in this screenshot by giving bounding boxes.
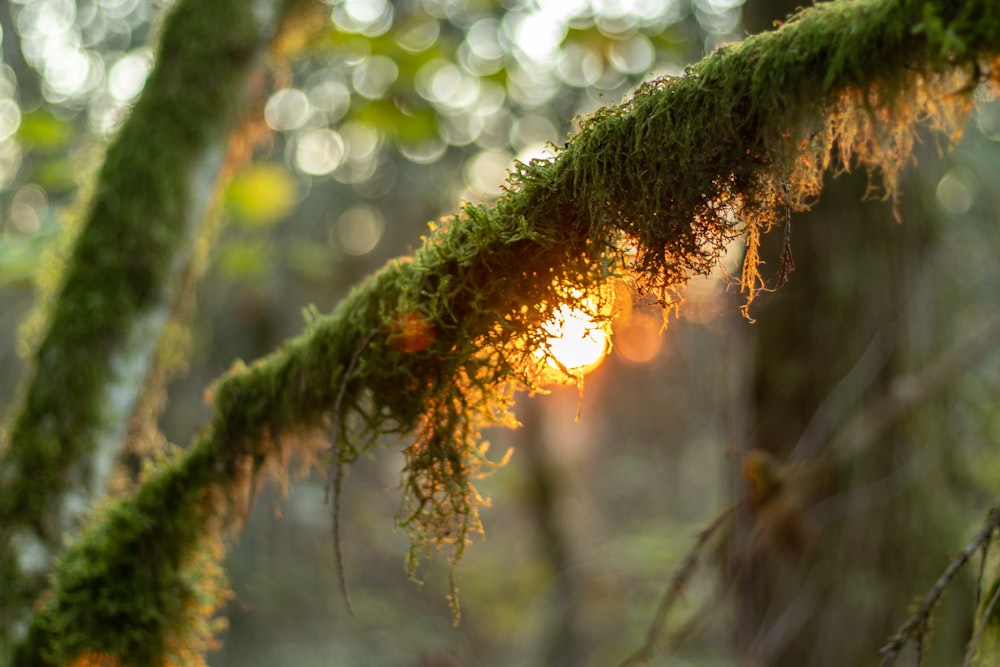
[0,0,721,288]
[216,240,271,280]
[225,163,299,229]
[0,216,58,285]
[17,110,72,154]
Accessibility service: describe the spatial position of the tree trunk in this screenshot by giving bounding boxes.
[0,0,298,651]
[732,161,968,664]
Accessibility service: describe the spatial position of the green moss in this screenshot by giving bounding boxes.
[0,0,270,654]
[12,0,1000,661]
[14,445,229,667]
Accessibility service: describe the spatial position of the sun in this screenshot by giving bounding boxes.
[538,302,610,378]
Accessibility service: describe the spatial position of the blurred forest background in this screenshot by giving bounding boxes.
[2,0,1000,665]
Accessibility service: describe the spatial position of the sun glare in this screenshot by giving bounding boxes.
[539,303,610,376]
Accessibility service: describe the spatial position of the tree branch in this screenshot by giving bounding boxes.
[10,0,1000,662]
[879,500,1000,666]
[0,0,316,655]
[618,502,744,666]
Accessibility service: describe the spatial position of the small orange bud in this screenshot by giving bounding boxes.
[740,449,834,562]
[742,448,783,508]
[390,312,435,354]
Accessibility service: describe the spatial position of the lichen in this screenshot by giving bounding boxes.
[12,0,1000,662]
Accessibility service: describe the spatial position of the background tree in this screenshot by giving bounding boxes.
[1,3,992,659]
[726,0,988,664]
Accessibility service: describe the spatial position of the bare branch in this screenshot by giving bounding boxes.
[619,502,744,666]
[880,500,1000,666]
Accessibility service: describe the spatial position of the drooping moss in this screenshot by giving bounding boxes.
[13,0,1000,662]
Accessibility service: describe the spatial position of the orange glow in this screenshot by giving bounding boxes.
[390,311,435,353]
[71,654,186,667]
[70,654,123,667]
[534,284,613,381]
[541,304,609,373]
[614,310,663,364]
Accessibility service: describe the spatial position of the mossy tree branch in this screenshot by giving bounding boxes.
[0,0,318,656]
[10,0,1000,663]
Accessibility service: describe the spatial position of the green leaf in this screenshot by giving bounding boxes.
[216,240,269,278]
[224,162,298,228]
[351,99,437,143]
[33,158,79,192]
[18,110,73,153]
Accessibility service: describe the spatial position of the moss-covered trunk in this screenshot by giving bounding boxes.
[0,0,298,654]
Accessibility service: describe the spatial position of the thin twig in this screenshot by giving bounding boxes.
[324,329,378,615]
[618,501,745,667]
[661,582,728,661]
[838,319,1000,461]
[792,318,1000,465]
[788,330,891,463]
[775,189,795,288]
[976,535,992,610]
[330,455,353,615]
[879,501,1000,666]
[964,571,1000,667]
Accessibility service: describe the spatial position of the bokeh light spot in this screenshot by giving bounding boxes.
[614,310,663,364]
[265,88,311,131]
[507,11,567,64]
[417,60,481,110]
[9,184,48,235]
[332,0,394,36]
[510,114,558,150]
[294,128,346,175]
[463,150,511,198]
[107,50,152,101]
[0,99,21,142]
[333,205,384,256]
[461,18,506,75]
[397,19,440,53]
[226,163,298,227]
[607,34,655,74]
[400,138,447,164]
[936,168,974,215]
[352,55,399,99]
[439,111,484,146]
[505,64,558,107]
[975,97,1000,141]
[44,48,99,100]
[557,43,604,87]
[307,79,351,120]
[341,121,381,161]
